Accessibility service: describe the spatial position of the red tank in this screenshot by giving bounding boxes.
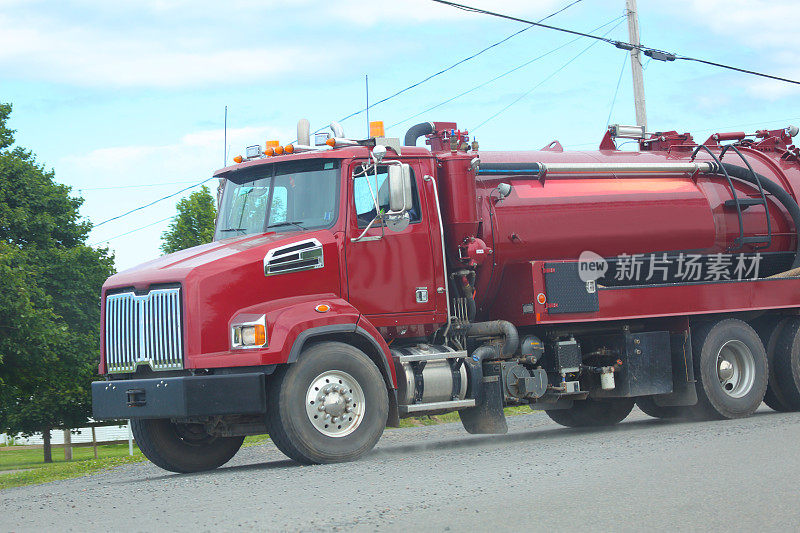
[428,126,800,311]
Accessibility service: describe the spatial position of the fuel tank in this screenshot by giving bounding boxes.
[434,144,800,309]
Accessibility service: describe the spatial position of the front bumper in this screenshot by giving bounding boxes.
[92,373,267,420]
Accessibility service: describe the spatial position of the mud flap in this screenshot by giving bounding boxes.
[458,360,508,434]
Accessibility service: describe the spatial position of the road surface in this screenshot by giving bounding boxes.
[2,407,799,532]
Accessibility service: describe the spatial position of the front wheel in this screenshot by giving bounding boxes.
[266,341,388,464]
[545,397,634,428]
[131,418,244,473]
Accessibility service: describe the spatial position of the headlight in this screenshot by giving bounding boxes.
[231,316,267,349]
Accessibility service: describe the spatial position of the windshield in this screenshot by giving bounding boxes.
[214,159,340,240]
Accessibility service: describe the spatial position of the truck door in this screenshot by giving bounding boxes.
[345,160,445,323]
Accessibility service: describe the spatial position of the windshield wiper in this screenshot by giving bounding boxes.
[267,221,307,230]
[219,228,247,233]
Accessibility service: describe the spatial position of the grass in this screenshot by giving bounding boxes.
[1,405,537,490]
[0,443,146,491]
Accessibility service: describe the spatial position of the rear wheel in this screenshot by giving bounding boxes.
[266,341,388,464]
[768,317,800,411]
[688,319,767,420]
[131,418,244,473]
[545,397,634,428]
[754,317,793,412]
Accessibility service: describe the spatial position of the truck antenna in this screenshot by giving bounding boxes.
[365,74,370,138]
[223,105,228,166]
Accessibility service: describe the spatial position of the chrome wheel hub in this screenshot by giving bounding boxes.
[716,340,755,398]
[305,370,365,438]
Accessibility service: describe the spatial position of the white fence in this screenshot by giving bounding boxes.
[1,422,131,446]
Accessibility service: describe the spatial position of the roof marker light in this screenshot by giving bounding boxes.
[284,144,295,154]
[233,155,243,163]
[369,121,385,137]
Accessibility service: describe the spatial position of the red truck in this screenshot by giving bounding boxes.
[93,119,800,473]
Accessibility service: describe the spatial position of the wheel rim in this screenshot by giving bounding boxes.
[305,370,366,438]
[716,339,756,398]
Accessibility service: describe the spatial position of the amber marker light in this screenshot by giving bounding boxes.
[253,324,267,346]
[274,145,284,155]
[315,304,331,313]
[326,138,336,147]
[233,155,243,163]
[284,144,295,154]
[263,147,275,156]
[369,121,385,137]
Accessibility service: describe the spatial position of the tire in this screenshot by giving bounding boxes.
[635,396,687,419]
[545,397,634,428]
[131,418,244,473]
[768,317,800,411]
[266,341,388,464]
[687,319,768,420]
[754,317,793,412]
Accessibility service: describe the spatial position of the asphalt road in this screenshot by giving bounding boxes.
[2,406,799,532]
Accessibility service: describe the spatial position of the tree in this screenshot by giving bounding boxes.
[160,185,217,254]
[0,103,115,462]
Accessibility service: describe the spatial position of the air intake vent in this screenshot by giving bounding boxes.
[264,238,324,276]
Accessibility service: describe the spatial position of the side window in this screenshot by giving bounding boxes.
[354,166,421,228]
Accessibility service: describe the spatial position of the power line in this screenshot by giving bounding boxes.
[472,18,626,132]
[90,215,176,246]
[93,177,215,228]
[606,51,629,127]
[79,180,200,192]
[431,0,800,86]
[389,15,626,130]
[314,0,586,133]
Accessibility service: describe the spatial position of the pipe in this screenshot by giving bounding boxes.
[719,162,800,269]
[464,320,519,357]
[404,122,435,147]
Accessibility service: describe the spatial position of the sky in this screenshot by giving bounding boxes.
[2,0,799,272]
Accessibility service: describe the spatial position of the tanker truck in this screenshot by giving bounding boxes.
[92,119,800,472]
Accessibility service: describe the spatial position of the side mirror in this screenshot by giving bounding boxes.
[388,164,413,213]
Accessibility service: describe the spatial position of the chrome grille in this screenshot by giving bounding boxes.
[104,287,184,374]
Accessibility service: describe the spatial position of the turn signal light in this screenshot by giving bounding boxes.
[233,155,243,163]
[284,144,295,154]
[369,121,385,137]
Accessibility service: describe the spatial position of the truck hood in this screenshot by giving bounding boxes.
[105,232,304,291]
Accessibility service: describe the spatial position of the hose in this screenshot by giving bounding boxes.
[464,320,519,357]
[404,122,435,147]
[718,162,800,269]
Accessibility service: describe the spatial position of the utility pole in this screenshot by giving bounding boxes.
[626,0,647,130]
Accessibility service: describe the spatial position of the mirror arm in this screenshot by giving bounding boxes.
[351,215,384,243]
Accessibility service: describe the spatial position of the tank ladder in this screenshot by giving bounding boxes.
[692,145,773,251]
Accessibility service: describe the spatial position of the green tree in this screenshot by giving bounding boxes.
[160,185,217,254]
[0,103,115,461]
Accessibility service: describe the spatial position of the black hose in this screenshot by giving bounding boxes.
[404,122,435,147]
[718,163,800,269]
[471,343,500,363]
[464,320,519,357]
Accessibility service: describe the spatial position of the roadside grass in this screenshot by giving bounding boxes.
[0,443,146,491]
[2,405,537,490]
